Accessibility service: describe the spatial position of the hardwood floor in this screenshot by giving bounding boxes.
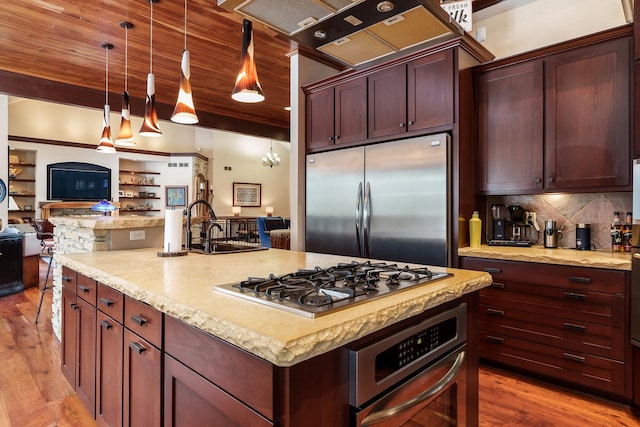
[0,260,638,426]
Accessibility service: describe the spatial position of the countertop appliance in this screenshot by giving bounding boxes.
[349,303,467,425]
[306,133,450,267]
[488,204,533,247]
[214,260,451,318]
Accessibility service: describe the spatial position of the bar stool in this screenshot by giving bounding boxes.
[34,219,55,324]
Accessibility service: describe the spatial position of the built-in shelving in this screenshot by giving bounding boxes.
[8,149,37,224]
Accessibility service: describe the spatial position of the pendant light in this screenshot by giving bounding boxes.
[171,0,198,124]
[139,0,162,137]
[231,19,264,103]
[97,42,116,153]
[116,21,135,146]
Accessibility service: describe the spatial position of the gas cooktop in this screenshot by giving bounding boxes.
[214,260,452,318]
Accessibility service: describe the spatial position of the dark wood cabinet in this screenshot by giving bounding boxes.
[477,61,544,193]
[124,329,161,427]
[544,38,631,190]
[476,32,631,194]
[61,268,96,418]
[306,76,367,150]
[368,63,407,138]
[460,257,631,399]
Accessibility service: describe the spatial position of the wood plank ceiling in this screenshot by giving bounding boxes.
[0,0,498,141]
[0,0,295,140]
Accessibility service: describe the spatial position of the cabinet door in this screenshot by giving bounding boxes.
[163,355,272,427]
[545,38,631,190]
[408,49,454,131]
[0,237,22,288]
[76,297,96,418]
[96,311,123,427]
[477,61,544,193]
[368,63,407,138]
[306,87,335,150]
[334,77,367,145]
[61,287,77,387]
[124,329,161,427]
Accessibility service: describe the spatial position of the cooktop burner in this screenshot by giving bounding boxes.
[214,261,452,318]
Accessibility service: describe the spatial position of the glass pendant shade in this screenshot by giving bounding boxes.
[139,75,163,137]
[97,104,116,153]
[171,50,199,124]
[232,19,264,103]
[116,91,135,146]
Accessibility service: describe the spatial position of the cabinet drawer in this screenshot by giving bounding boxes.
[76,273,97,306]
[124,296,162,348]
[97,283,124,323]
[61,266,77,292]
[164,315,274,421]
[479,331,626,396]
[479,304,624,360]
[480,281,624,328]
[462,257,625,294]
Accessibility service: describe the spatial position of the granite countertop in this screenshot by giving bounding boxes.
[58,248,492,367]
[458,245,632,271]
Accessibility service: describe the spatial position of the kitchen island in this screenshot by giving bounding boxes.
[58,248,492,426]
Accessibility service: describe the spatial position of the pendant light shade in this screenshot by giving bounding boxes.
[171,0,198,124]
[97,42,116,153]
[139,0,162,137]
[116,21,135,146]
[231,19,264,103]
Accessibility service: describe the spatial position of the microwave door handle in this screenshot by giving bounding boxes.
[361,350,465,427]
[363,182,371,258]
[355,182,363,257]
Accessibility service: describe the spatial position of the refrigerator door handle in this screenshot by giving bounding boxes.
[355,182,363,257]
[363,181,371,258]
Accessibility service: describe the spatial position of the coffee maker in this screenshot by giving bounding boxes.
[489,204,533,246]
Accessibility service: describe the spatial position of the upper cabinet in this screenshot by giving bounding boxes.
[304,43,465,153]
[476,31,631,194]
[368,50,454,139]
[306,76,367,150]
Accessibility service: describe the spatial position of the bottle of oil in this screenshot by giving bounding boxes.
[623,211,633,252]
[611,211,623,252]
[469,211,482,248]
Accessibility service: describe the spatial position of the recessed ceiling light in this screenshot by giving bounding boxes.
[376,1,395,13]
[314,30,327,40]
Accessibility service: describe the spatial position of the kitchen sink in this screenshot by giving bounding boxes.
[189,242,267,255]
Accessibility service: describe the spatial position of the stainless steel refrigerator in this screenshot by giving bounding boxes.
[305,133,450,267]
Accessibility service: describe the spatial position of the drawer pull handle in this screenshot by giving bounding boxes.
[487,335,504,344]
[62,276,71,282]
[484,267,502,274]
[563,292,586,300]
[487,308,505,316]
[100,298,114,307]
[130,314,147,326]
[564,322,586,331]
[129,341,146,354]
[569,276,591,284]
[490,282,505,289]
[563,353,585,363]
[100,319,112,330]
[70,303,78,310]
[78,285,89,293]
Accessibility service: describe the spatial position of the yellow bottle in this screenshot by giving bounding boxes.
[469,211,482,248]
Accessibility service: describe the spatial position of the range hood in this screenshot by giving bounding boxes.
[218,0,465,68]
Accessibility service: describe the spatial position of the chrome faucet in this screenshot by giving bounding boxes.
[185,199,223,251]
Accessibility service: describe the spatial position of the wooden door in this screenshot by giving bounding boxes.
[545,38,631,190]
[61,287,77,387]
[76,296,96,418]
[306,87,335,150]
[408,49,454,132]
[124,329,161,427]
[477,60,544,193]
[334,77,367,145]
[368,63,407,138]
[96,311,123,427]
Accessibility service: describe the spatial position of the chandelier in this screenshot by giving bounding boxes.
[262,141,280,167]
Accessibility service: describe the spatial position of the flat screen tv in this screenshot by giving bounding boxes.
[47,162,111,201]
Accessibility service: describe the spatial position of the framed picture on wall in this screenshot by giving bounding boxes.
[233,182,261,207]
[166,185,188,208]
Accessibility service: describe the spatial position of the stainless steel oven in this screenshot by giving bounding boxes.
[349,304,467,426]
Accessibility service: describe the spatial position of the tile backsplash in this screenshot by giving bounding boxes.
[486,192,632,250]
